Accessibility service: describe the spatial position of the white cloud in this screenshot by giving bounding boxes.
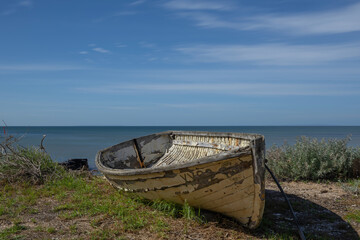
[113,11,137,16]
[115,43,127,48]
[160,103,219,108]
[130,0,146,6]
[107,106,141,110]
[18,0,33,7]
[93,11,137,23]
[78,82,360,96]
[246,2,360,35]
[172,2,360,35]
[0,64,84,71]
[1,0,32,16]
[164,0,232,11]
[139,41,156,49]
[176,43,360,65]
[92,47,110,53]
[179,12,239,29]
[1,9,16,16]
[79,51,88,55]
[107,103,220,110]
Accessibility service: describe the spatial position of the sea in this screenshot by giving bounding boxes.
[2,126,360,169]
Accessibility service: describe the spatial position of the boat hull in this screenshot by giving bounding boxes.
[96,131,265,229]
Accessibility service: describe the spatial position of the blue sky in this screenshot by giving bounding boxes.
[1,0,360,126]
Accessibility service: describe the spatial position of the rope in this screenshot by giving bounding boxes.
[265,163,306,240]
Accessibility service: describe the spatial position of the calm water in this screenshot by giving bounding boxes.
[2,126,360,169]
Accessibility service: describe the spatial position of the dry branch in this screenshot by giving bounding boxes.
[0,135,64,184]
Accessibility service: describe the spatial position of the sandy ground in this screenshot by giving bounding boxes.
[265,180,359,239]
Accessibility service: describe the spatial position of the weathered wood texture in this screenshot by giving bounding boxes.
[96,131,265,229]
[153,135,250,167]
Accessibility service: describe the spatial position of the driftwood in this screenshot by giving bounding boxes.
[40,135,47,152]
[353,158,360,177]
[0,135,63,184]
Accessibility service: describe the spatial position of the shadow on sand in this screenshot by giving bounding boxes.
[201,189,359,240]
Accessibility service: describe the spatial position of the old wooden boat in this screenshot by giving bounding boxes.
[96,131,265,228]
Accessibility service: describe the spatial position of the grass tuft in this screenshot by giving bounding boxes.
[150,199,182,218]
[345,210,360,223]
[341,179,360,195]
[0,223,27,239]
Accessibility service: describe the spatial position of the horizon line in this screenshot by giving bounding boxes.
[3,125,360,127]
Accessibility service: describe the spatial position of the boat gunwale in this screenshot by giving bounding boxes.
[95,130,262,176]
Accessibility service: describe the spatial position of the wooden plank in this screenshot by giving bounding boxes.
[110,157,252,192]
[209,194,254,212]
[198,184,254,210]
[173,139,239,151]
[191,168,253,201]
[193,176,254,205]
[133,139,145,168]
[225,207,253,220]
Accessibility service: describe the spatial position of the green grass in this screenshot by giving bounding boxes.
[345,210,360,223]
[0,170,205,239]
[149,199,182,217]
[341,178,360,195]
[0,223,26,240]
[46,227,56,234]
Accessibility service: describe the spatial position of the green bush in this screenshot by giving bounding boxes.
[0,136,66,184]
[266,136,360,181]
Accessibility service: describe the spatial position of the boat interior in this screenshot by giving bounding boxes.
[99,131,255,169]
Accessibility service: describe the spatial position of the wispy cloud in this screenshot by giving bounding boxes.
[130,0,146,6]
[178,12,239,29]
[107,106,142,110]
[1,9,16,16]
[164,0,232,11]
[176,43,360,65]
[78,82,360,96]
[93,11,137,23]
[79,44,111,55]
[0,64,85,71]
[148,57,158,61]
[113,11,137,16]
[170,2,360,35]
[107,103,220,110]
[18,0,33,7]
[246,2,360,35]
[92,47,110,53]
[139,41,157,49]
[160,103,219,108]
[1,0,33,16]
[115,43,127,48]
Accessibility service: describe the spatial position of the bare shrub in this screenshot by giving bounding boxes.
[0,136,65,184]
